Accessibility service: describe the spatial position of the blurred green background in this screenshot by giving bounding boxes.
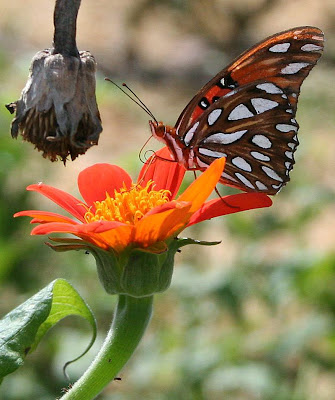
[1,0,335,399]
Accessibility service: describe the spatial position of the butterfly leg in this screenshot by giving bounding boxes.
[215,187,240,210]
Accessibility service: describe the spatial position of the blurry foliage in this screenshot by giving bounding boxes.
[1,0,335,399]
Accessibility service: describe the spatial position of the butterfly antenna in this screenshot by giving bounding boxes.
[105,78,158,123]
[122,83,158,123]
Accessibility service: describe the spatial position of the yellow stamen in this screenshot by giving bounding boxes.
[84,181,171,225]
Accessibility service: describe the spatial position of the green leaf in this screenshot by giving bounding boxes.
[0,279,96,380]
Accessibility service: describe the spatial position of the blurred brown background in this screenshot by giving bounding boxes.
[0,1,335,399]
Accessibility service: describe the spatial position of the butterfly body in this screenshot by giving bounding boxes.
[150,26,324,195]
[150,121,196,169]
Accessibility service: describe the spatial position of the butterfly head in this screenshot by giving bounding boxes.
[149,120,174,145]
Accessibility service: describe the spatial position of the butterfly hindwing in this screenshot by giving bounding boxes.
[175,26,324,134]
[184,80,299,194]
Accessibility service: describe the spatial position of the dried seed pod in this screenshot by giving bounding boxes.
[7,0,102,162]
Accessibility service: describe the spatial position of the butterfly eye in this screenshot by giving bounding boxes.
[149,120,166,139]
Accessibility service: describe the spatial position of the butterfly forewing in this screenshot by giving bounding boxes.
[176,26,324,134]
[188,81,299,194]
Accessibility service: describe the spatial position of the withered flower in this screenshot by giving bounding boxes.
[7,0,102,162]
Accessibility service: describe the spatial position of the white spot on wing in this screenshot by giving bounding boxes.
[232,157,252,172]
[204,130,247,145]
[224,89,237,98]
[222,172,238,183]
[255,181,268,191]
[251,98,278,114]
[198,148,227,158]
[276,124,298,133]
[235,172,255,189]
[286,109,293,114]
[269,42,291,53]
[196,158,208,169]
[272,184,283,191]
[207,108,223,126]
[184,121,199,146]
[301,43,322,52]
[262,166,283,182]
[251,135,272,149]
[281,62,309,74]
[256,83,283,94]
[228,104,254,120]
[285,161,292,170]
[251,151,271,162]
[285,151,293,159]
[288,142,296,149]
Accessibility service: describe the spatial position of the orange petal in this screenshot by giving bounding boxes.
[78,164,132,206]
[178,157,226,213]
[134,202,192,247]
[27,184,86,221]
[31,220,134,253]
[188,193,272,226]
[92,225,134,253]
[145,200,190,217]
[14,210,78,224]
[31,220,126,235]
[138,147,185,199]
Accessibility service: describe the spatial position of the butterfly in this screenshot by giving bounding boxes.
[150,26,324,195]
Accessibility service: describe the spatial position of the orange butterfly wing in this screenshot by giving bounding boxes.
[176,26,324,133]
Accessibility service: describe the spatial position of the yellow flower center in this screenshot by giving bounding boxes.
[84,181,171,225]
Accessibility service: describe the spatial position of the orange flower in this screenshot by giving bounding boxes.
[15,148,272,254]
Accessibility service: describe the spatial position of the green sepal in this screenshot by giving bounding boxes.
[47,236,221,298]
[90,246,124,295]
[89,245,175,297]
[92,237,221,297]
[0,279,96,381]
[174,237,222,248]
[46,238,93,252]
[121,248,175,297]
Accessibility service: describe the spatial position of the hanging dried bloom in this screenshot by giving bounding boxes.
[7,0,102,162]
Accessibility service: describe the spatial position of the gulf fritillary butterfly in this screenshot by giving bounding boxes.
[150,26,324,195]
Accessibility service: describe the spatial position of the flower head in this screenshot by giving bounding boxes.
[15,148,272,254]
[15,148,272,296]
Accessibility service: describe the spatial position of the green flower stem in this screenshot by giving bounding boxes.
[60,294,153,400]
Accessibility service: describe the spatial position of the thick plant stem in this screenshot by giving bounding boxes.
[53,0,81,57]
[61,295,153,400]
